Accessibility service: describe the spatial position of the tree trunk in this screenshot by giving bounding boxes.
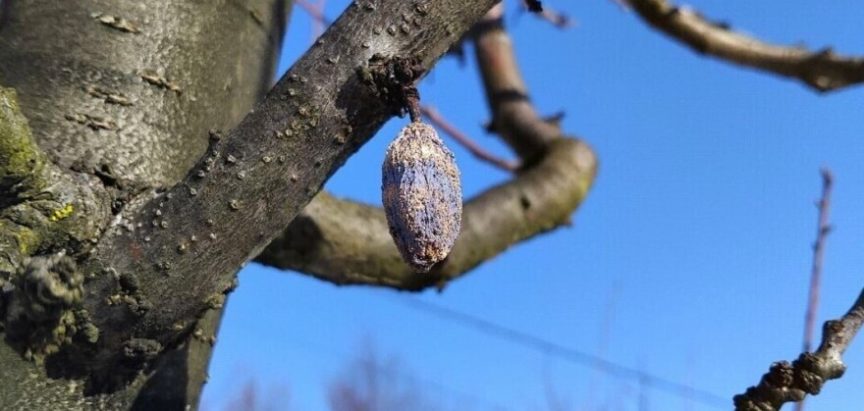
[0,0,505,409]
[0,0,286,408]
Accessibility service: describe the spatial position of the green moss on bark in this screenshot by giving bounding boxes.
[0,87,47,193]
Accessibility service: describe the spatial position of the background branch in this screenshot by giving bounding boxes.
[420,105,519,172]
[520,0,575,29]
[474,5,562,162]
[258,137,595,290]
[627,0,864,92]
[795,169,833,411]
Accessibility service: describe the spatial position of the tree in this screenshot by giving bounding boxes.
[0,0,861,410]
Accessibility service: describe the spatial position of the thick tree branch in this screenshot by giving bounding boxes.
[734,288,864,410]
[258,137,595,290]
[627,0,864,92]
[62,0,501,384]
[258,3,596,290]
[0,0,289,406]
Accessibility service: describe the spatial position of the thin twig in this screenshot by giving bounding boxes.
[520,0,576,29]
[311,0,327,39]
[795,169,834,411]
[420,105,519,172]
[803,169,835,352]
[295,0,332,40]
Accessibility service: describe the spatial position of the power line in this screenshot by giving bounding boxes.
[393,296,729,409]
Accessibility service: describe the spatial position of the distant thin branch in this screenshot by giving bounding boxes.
[804,169,835,352]
[420,105,519,172]
[795,169,834,411]
[296,0,332,37]
[627,0,864,92]
[520,0,575,29]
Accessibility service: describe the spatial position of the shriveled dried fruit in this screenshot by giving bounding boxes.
[382,122,462,272]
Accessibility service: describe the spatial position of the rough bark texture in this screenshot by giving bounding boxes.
[0,0,285,408]
[0,0,286,186]
[257,4,598,291]
[0,0,508,409]
[75,0,498,391]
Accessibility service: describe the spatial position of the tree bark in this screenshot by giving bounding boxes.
[0,0,507,408]
[0,0,285,408]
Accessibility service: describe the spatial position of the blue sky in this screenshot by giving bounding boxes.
[201,1,864,410]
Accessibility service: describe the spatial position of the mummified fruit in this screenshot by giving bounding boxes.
[382,122,462,272]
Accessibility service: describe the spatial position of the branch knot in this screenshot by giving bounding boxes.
[360,54,424,121]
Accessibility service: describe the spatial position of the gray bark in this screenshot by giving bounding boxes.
[0,0,286,408]
[0,0,501,408]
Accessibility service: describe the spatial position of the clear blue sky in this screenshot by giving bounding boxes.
[201,1,864,410]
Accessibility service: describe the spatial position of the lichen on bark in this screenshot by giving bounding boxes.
[0,87,48,201]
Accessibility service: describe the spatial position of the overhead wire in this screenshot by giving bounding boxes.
[392,296,729,409]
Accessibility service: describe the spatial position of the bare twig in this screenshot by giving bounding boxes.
[71,0,502,377]
[803,170,835,352]
[520,0,575,29]
[295,0,331,39]
[627,0,864,92]
[312,0,328,39]
[795,169,834,411]
[420,105,519,172]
